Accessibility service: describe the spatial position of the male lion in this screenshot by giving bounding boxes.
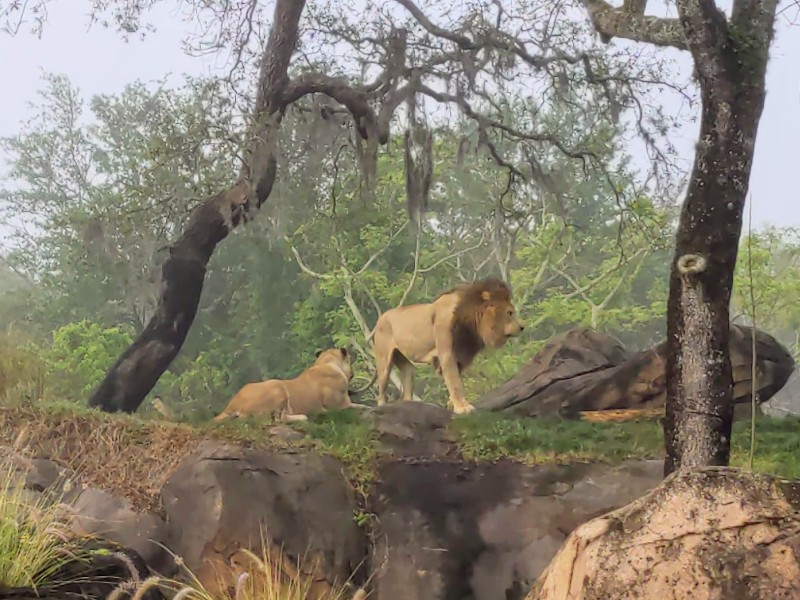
[364,278,524,414]
[213,347,366,422]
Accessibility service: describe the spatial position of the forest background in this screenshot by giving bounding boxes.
[1,12,798,421]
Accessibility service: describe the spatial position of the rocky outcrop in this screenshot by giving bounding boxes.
[7,401,799,600]
[370,401,458,459]
[477,324,795,418]
[1,449,172,576]
[160,441,368,594]
[71,487,171,575]
[762,366,800,418]
[370,458,663,600]
[529,467,800,600]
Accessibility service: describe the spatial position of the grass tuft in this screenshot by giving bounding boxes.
[149,531,367,600]
[0,331,45,403]
[0,457,81,588]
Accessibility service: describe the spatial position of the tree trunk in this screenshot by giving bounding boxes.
[88,0,307,413]
[663,3,775,474]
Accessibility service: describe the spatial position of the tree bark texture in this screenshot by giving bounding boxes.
[88,0,307,412]
[662,0,777,475]
[580,0,778,475]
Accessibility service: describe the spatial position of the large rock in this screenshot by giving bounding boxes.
[478,324,795,418]
[0,449,79,500]
[529,467,800,600]
[762,367,800,418]
[160,441,367,594]
[371,401,458,459]
[70,487,172,575]
[477,328,631,413]
[369,458,663,600]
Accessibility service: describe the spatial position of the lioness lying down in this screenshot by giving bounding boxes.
[213,347,367,422]
[360,278,524,414]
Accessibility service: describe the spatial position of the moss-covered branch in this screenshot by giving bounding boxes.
[580,0,687,49]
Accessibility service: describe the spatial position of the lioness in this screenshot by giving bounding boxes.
[362,278,524,414]
[213,347,366,422]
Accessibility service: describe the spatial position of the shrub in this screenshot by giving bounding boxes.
[40,320,133,402]
[0,458,76,588]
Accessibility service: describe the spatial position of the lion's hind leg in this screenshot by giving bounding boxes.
[374,344,396,407]
[275,383,309,423]
[395,353,416,403]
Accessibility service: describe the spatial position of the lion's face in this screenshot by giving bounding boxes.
[314,347,354,380]
[479,300,524,349]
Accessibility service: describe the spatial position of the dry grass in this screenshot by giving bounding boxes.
[0,404,203,512]
[579,407,664,423]
[152,539,367,600]
[0,331,45,402]
[0,402,351,513]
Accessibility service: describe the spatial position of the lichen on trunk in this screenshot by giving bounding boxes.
[662,1,776,474]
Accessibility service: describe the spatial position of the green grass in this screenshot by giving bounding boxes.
[730,417,800,478]
[452,411,800,480]
[0,459,82,588]
[451,413,663,464]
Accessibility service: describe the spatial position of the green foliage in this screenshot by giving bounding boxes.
[152,348,235,421]
[0,459,81,588]
[0,69,738,419]
[40,321,134,402]
[733,227,800,359]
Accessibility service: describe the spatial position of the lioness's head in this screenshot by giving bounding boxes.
[469,280,524,349]
[314,347,354,380]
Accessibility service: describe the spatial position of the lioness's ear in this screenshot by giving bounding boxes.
[315,349,323,358]
[481,290,491,301]
[340,347,349,358]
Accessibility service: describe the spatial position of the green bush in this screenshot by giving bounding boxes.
[153,349,234,421]
[40,321,133,402]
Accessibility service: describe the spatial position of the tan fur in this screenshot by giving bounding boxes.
[213,348,367,423]
[371,278,524,414]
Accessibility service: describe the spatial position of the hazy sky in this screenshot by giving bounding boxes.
[0,2,798,232]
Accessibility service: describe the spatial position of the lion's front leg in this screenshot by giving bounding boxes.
[432,321,475,414]
[437,351,474,414]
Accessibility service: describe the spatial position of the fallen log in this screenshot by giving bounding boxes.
[477,324,795,419]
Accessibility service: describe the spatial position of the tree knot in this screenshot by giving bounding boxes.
[676,253,707,277]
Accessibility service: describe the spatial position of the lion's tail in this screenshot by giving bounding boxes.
[212,410,233,422]
[348,369,377,396]
[346,324,379,397]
